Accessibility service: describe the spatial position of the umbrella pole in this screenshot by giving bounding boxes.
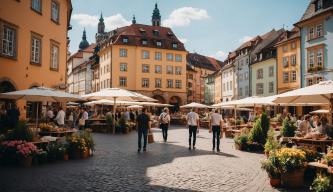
[113,97,117,134]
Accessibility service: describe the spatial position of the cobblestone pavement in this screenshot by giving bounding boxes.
[0,126,306,192]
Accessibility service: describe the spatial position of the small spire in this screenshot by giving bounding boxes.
[132,14,136,24]
[99,12,104,22]
[155,2,158,9]
[82,28,86,40]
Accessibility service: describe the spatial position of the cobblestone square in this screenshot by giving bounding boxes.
[0,126,290,192]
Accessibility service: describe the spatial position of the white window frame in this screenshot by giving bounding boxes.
[51,0,60,23]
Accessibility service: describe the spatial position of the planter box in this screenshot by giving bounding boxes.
[281,169,305,188]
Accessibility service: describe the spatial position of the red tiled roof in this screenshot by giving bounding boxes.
[69,43,96,60]
[275,27,300,46]
[187,53,223,71]
[101,24,186,51]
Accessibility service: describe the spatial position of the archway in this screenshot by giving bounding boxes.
[0,80,17,109]
[169,96,182,112]
[152,95,166,104]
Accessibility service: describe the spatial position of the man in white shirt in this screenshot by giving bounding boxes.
[159,108,171,142]
[210,109,223,152]
[54,107,66,126]
[186,108,200,150]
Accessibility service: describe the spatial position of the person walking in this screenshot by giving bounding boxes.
[186,108,200,150]
[210,109,223,152]
[54,107,65,127]
[136,108,150,152]
[159,107,170,142]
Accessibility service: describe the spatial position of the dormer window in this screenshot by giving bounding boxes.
[122,38,128,43]
[156,41,162,47]
[317,0,323,10]
[172,43,178,49]
[142,40,148,45]
[153,30,159,36]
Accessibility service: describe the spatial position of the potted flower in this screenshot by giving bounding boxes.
[261,153,281,187]
[67,135,82,159]
[264,128,279,157]
[234,134,248,151]
[15,141,38,167]
[310,173,332,192]
[276,148,307,188]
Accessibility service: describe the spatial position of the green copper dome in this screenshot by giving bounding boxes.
[79,28,89,50]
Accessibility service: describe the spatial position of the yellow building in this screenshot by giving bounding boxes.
[93,4,187,107]
[276,28,301,94]
[0,0,72,117]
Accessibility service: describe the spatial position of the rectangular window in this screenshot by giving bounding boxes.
[30,33,42,64]
[167,53,173,61]
[167,79,173,88]
[142,78,149,88]
[256,68,263,79]
[142,50,149,59]
[167,65,173,74]
[155,78,161,88]
[175,54,182,62]
[283,57,289,67]
[316,24,323,38]
[155,52,162,60]
[51,0,60,23]
[309,27,315,40]
[155,65,161,73]
[119,77,127,87]
[119,48,127,57]
[290,54,296,66]
[230,81,233,90]
[50,41,59,70]
[269,82,274,93]
[1,24,17,57]
[175,66,182,75]
[223,83,225,91]
[291,42,296,49]
[269,66,274,77]
[142,40,147,45]
[156,41,162,47]
[106,79,110,88]
[120,63,127,71]
[142,64,149,73]
[239,88,243,96]
[244,72,248,80]
[316,76,323,83]
[172,43,178,49]
[291,70,297,82]
[283,72,289,83]
[283,45,288,52]
[122,38,128,43]
[31,0,42,13]
[256,83,263,95]
[317,48,323,67]
[175,80,181,89]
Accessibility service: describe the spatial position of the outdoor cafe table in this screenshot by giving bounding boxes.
[291,137,333,153]
[308,162,333,174]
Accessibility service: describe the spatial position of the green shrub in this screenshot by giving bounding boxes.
[106,115,113,133]
[117,115,127,133]
[261,112,270,140]
[249,118,265,144]
[261,153,281,179]
[234,134,248,150]
[310,173,332,192]
[280,117,296,137]
[264,128,279,153]
[7,120,32,141]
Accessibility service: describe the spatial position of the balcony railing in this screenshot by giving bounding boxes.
[307,65,323,73]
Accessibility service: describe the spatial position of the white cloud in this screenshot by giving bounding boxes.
[72,13,130,30]
[163,7,209,28]
[239,36,253,43]
[211,50,228,61]
[179,38,187,44]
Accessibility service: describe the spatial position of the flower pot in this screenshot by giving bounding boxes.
[64,153,69,161]
[69,150,81,159]
[281,169,305,188]
[270,178,281,188]
[19,156,33,168]
[81,150,89,159]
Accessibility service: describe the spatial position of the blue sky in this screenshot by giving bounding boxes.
[69,0,309,60]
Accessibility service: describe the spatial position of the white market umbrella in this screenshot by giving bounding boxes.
[310,109,330,114]
[82,88,154,133]
[274,81,333,105]
[0,87,82,127]
[84,99,141,106]
[180,102,210,109]
[127,105,143,109]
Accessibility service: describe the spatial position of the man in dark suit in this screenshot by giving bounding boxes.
[136,108,150,152]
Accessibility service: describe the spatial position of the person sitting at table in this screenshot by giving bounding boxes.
[54,107,66,127]
[298,115,311,135]
[47,107,54,122]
